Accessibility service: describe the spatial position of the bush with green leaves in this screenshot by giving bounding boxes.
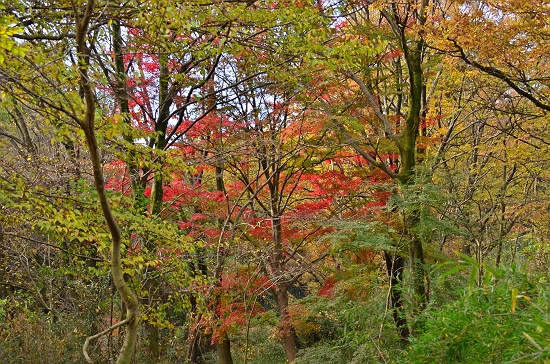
[400,265,550,364]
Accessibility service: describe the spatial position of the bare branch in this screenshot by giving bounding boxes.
[14,33,75,40]
[319,98,398,179]
[342,70,396,138]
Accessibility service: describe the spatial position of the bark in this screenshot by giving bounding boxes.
[186,310,203,364]
[146,321,160,360]
[186,255,208,364]
[214,163,235,364]
[408,235,426,314]
[270,216,300,362]
[111,21,147,205]
[392,1,429,314]
[273,283,300,362]
[377,1,429,335]
[139,52,172,360]
[114,17,158,362]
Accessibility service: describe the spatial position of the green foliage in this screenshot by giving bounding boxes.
[294,343,343,364]
[402,267,550,364]
[230,312,287,364]
[327,221,399,254]
[391,179,461,244]
[285,287,403,364]
[0,6,26,64]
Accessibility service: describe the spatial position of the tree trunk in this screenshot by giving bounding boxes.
[186,314,202,364]
[394,1,429,317]
[213,164,235,364]
[383,252,410,343]
[217,333,234,364]
[408,235,426,316]
[268,213,300,362]
[273,284,300,362]
[74,3,140,363]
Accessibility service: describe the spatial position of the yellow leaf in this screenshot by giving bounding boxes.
[511,288,518,313]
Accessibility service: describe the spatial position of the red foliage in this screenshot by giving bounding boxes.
[317,276,336,298]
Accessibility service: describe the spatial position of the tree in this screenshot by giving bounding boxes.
[310,0,440,339]
[439,0,550,114]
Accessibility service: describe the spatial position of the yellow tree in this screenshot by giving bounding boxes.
[439,0,550,112]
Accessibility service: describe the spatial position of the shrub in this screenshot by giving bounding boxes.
[400,269,548,364]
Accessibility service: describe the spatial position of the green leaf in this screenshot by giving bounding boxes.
[483,264,502,279]
[455,251,479,267]
[438,264,470,281]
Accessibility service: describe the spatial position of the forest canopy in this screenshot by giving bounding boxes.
[1,0,550,363]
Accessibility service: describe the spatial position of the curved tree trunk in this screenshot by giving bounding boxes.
[73,2,140,363]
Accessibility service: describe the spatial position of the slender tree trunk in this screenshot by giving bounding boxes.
[111,21,147,206]
[270,216,300,362]
[213,162,235,364]
[73,2,139,363]
[408,235,426,315]
[396,4,429,316]
[111,21,158,360]
[186,256,208,364]
[378,2,429,335]
[139,53,173,360]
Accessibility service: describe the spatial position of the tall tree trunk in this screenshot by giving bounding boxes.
[217,333,234,364]
[111,20,159,360]
[380,1,429,334]
[394,1,429,315]
[141,52,173,360]
[213,162,235,364]
[111,20,147,206]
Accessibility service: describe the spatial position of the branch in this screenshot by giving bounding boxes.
[82,316,132,363]
[449,39,550,112]
[5,233,105,262]
[342,70,396,138]
[319,98,398,179]
[14,33,75,40]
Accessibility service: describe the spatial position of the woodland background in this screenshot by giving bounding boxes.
[1,0,550,363]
